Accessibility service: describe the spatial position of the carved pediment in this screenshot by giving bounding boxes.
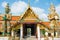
[20,7,40,22]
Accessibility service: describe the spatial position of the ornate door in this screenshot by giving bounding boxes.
[27,28,31,36]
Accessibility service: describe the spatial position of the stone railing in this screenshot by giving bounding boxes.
[40,37,60,40]
[0,37,9,40]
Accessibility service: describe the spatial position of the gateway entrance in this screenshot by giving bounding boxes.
[23,24,37,37]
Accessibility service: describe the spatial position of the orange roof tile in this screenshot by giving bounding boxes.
[58,22,60,25]
[0,23,2,26]
[41,22,50,28]
[41,22,60,28]
[0,16,21,21]
[0,16,60,28]
[11,16,20,21]
[0,16,3,20]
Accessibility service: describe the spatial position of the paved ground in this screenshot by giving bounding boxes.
[8,37,60,40]
[0,36,60,40]
[8,36,37,40]
[22,36,37,40]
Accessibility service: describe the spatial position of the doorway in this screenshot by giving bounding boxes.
[23,24,37,37]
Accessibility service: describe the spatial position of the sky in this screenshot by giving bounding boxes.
[0,0,60,21]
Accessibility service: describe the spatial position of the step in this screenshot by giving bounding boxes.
[22,36,37,40]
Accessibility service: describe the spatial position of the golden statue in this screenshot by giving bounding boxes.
[48,3,59,20]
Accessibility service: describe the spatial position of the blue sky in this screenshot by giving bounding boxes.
[0,0,60,21]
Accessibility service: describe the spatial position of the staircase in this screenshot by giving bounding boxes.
[22,36,37,40]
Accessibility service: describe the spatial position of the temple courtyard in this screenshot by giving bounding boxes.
[0,36,60,40]
[0,0,60,40]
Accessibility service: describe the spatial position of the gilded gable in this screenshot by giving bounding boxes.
[24,9,37,20]
[20,7,40,22]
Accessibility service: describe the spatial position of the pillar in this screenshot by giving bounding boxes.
[45,32,48,37]
[45,32,48,40]
[51,32,54,37]
[51,32,54,40]
[37,24,40,40]
[56,32,58,37]
[11,30,15,40]
[11,30,14,37]
[20,24,23,40]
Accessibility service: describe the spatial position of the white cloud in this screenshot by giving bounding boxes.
[32,7,48,21]
[56,4,60,20]
[11,1,48,21]
[11,1,27,15]
[32,7,45,14]
[1,1,48,21]
[2,1,8,7]
[56,5,60,14]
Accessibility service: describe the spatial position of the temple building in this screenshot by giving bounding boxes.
[0,2,60,40]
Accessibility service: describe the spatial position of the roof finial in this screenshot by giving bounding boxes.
[28,0,30,7]
[49,2,55,13]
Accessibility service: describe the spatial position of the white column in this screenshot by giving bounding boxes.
[11,30,14,37]
[56,32,58,37]
[11,30,15,40]
[45,32,48,37]
[20,24,23,40]
[37,24,40,40]
[51,32,54,37]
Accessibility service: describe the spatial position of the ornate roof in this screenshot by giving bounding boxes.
[0,16,20,21]
[20,7,41,23]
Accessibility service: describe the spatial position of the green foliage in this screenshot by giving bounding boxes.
[41,29,46,36]
[2,32,5,36]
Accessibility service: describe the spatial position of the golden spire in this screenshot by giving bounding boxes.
[48,2,59,20]
[28,0,30,8]
[49,3,55,13]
